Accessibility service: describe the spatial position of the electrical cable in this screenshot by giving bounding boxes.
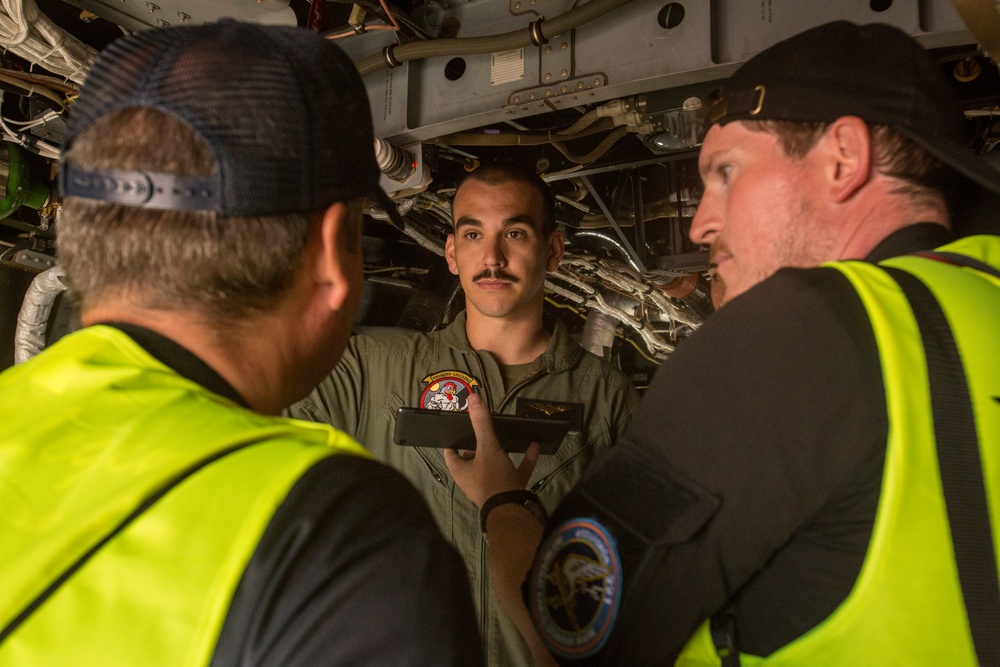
[0,92,59,157]
[0,0,97,84]
[326,0,430,41]
[0,71,65,109]
[0,67,76,94]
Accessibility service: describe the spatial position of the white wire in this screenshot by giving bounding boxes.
[2,108,57,128]
[0,0,97,84]
[0,94,59,158]
[545,252,710,358]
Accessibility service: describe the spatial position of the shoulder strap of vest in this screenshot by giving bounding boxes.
[710,605,742,667]
[912,250,1000,280]
[0,440,261,647]
[883,265,1000,665]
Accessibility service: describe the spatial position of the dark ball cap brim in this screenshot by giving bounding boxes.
[711,21,1000,228]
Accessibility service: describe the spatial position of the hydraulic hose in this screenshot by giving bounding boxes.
[355,0,636,77]
[14,264,66,364]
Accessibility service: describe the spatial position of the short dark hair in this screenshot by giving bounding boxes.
[744,119,959,209]
[458,162,557,234]
[58,107,350,319]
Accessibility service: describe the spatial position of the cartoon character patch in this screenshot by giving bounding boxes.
[419,370,479,412]
[530,518,622,659]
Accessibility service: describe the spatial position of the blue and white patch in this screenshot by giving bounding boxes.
[530,518,622,659]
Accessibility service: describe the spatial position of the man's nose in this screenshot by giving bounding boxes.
[483,236,506,266]
[689,196,719,246]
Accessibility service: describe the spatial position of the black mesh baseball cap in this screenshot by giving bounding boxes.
[709,21,1000,219]
[59,19,382,217]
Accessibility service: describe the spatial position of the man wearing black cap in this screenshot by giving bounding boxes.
[445,21,1000,666]
[0,21,481,665]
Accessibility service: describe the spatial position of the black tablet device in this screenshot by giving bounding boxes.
[392,407,570,455]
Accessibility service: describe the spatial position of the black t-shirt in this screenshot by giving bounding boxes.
[534,224,955,664]
[112,324,484,667]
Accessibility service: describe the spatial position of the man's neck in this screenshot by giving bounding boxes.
[833,180,950,261]
[464,306,552,366]
[82,304,298,416]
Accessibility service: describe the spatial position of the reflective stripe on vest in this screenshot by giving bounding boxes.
[676,235,1000,666]
[0,326,371,665]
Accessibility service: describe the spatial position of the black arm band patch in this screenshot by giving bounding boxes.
[526,447,720,662]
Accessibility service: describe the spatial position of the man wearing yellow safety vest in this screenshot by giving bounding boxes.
[0,21,482,666]
[445,21,1000,667]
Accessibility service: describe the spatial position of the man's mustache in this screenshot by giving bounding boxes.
[473,269,519,283]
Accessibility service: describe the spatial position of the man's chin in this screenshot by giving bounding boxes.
[468,296,519,320]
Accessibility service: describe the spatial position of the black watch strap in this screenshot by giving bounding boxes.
[480,490,548,536]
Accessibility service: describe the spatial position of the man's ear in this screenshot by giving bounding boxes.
[444,233,459,275]
[822,116,873,204]
[546,230,565,272]
[315,201,355,312]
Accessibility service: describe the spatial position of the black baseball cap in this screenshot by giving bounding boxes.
[59,20,383,217]
[709,21,1000,216]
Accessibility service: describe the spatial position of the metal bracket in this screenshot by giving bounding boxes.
[508,72,607,106]
[538,32,573,86]
[4,249,55,272]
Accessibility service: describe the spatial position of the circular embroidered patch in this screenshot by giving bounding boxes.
[530,518,622,659]
[419,371,478,412]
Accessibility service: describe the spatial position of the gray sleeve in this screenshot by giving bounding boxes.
[610,377,640,448]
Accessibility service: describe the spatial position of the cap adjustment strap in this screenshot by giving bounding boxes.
[59,163,219,212]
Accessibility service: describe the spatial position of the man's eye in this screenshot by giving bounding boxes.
[717,164,732,183]
[507,229,526,239]
[464,231,480,240]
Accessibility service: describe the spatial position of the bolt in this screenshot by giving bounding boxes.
[560,85,568,93]
[514,1,520,8]
[560,69,567,77]
[577,82,584,89]
[594,78,601,85]
[177,11,190,21]
[544,46,551,53]
[145,2,159,11]
[528,92,536,100]
[544,89,552,96]
[513,96,521,103]
[155,18,169,27]
[544,73,551,81]
[561,42,568,50]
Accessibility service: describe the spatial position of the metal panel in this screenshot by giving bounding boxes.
[59,0,295,31]
[340,0,976,143]
[712,0,919,63]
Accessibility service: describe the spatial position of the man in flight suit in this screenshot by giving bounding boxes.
[292,162,639,667]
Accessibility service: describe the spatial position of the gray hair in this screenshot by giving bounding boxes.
[58,107,320,320]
